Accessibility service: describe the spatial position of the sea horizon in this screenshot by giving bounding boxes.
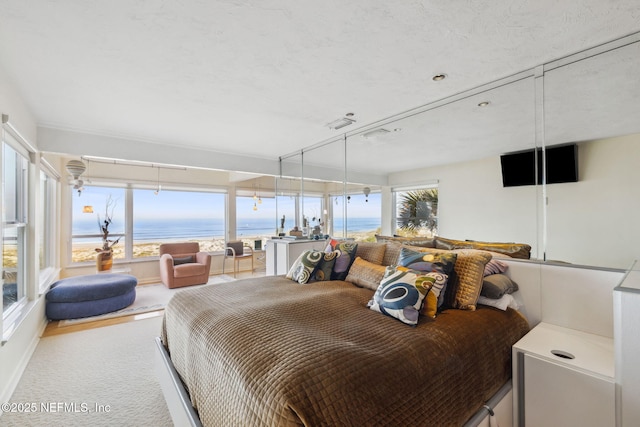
[73,217,381,242]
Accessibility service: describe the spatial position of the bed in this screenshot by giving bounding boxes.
[159,272,529,426]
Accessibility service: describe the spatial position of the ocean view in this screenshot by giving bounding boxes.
[73,217,381,243]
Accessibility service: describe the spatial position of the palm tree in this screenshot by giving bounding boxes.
[396,189,438,236]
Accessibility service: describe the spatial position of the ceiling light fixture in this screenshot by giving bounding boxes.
[66,159,86,196]
[478,101,490,107]
[362,128,391,139]
[432,73,447,81]
[154,166,162,195]
[363,187,371,202]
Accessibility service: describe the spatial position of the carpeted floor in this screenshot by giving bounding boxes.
[2,317,173,426]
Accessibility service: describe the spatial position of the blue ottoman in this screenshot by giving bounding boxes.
[46,274,137,320]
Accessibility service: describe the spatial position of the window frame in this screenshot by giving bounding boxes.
[38,161,60,291]
[1,131,31,327]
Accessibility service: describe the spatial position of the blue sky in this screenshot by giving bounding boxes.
[74,186,382,223]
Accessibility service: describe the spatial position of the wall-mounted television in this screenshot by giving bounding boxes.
[500,143,578,187]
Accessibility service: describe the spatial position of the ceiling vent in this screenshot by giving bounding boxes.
[326,114,356,130]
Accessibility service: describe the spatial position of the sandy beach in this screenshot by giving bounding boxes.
[69,230,379,263]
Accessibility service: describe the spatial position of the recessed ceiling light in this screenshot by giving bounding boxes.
[478,101,490,107]
[362,128,391,138]
[432,74,447,81]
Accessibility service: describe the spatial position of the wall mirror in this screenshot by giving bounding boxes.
[277,69,543,260]
[542,36,640,269]
[357,74,540,257]
[276,153,303,235]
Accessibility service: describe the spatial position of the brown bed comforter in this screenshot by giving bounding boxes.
[161,276,529,426]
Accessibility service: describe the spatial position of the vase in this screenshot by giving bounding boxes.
[96,250,113,272]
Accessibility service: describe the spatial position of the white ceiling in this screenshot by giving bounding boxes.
[1,1,639,177]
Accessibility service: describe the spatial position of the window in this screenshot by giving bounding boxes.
[346,192,381,241]
[236,194,277,246]
[38,167,58,287]
[133,188,225,256]
[302,195,323,233]
[331,192,381,241]
[275,194,296,234]
[394,187,438,237]
[71,185,226,263]
[71,186,125,263]
[2,141,29,317]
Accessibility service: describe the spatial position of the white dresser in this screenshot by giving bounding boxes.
[265,238,328,276]
[512,322,615,427]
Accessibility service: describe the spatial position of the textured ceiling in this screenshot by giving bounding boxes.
[0,1,639,175]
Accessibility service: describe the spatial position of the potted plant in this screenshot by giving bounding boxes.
[95,196,121,271]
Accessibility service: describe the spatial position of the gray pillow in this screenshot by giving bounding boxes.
[480,274,519,299]
[173,255,195,265]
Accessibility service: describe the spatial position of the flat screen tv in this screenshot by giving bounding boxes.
[500,143,578,187]
[544,143,579,184]
[500,149,536,187]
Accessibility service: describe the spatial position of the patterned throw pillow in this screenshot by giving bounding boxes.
[398,247,457,275]
[314,251,339,281]
[367,266,433,326]
[330,241,359,281]
[397,247,456,307]
[286,250,323,284]
[395,266,448,318]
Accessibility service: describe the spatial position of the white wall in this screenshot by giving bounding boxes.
[545,135,640,269]
[388,155,540,258]
[0,62,48,403]
[0,63,38,145]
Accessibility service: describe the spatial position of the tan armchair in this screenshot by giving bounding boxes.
[159,242,212,288]
[223,241,254,277]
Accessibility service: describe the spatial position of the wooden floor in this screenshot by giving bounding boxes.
[43,270,265,337]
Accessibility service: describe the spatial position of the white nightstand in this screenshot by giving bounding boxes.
[512,322,615,427]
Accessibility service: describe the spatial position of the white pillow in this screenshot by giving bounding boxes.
[477,293,521,311]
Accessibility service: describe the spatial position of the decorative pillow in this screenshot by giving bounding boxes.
[345,257,387,291]
[286,250,323,284]
[477,294,521,311]
[382,242,402,266]
[481,274,519,299]
[484,258,509,276]
[355,242,386,265]
[367,267,433,326]
[448,249,492,310]
[403,246,491,310]
[434,236,531,259]
[173,255,195,265]
[397,247,456,307]
[375,234,436,248]
[395,266,448,318]
[398,247,457,275]
[314,251,339,281]
[330,242,359,281]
